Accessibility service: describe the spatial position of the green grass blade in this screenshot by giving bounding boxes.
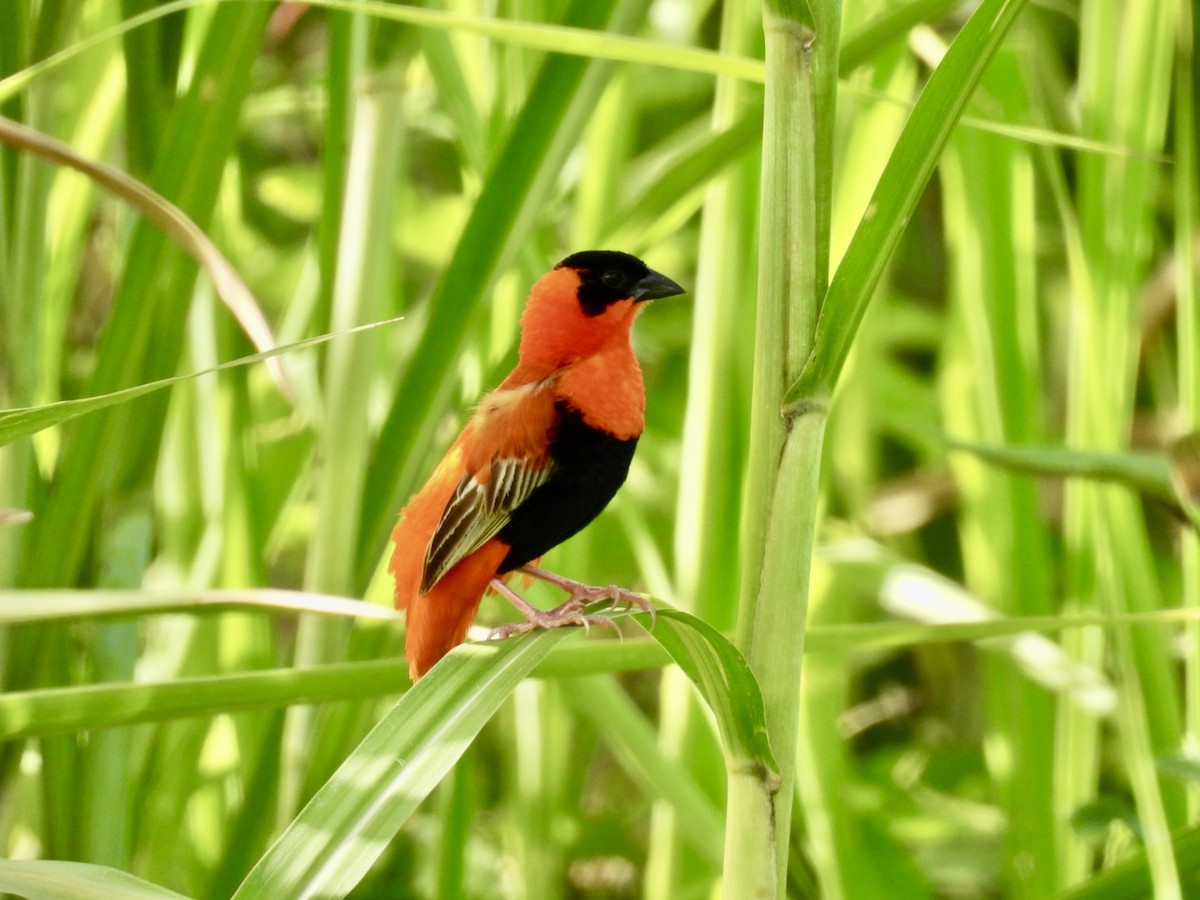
[0,0,764,106]
[1176,0,1200,822]
[599,108,763,250]
[0,859,189,900]
[432,757,474,900]
[649,0,759,890]
[839,0,961,74]
[0,660,407,741]
[303,83,402,598]
[1062,3,1184,893]
[231,629,569,900]
[13,605,1200,743]
[283,65,404,818]
[119,0,176,178]
[0,319,400,449]
[789,0,1028,404]
[0,588,399,625]
[946,440,1180,510]
[1059,827,1200,900]
[635,608,777,778]
[939,53,1061,889]
[285,67,405,816]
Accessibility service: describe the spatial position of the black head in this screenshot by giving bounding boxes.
[556,250,685,316]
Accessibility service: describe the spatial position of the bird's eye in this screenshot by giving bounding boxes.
[601,270,624,288]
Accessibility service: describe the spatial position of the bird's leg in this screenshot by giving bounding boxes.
[487,578,622,641]
[517,564,656,627]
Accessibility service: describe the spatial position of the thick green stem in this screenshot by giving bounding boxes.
[731,2,838,894]
[737,19,817,633]
[732,411,827,894]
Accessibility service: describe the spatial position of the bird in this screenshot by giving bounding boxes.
[389,250,685,680]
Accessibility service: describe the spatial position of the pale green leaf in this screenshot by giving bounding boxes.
[231,629,570,899]
[0,860,189,900]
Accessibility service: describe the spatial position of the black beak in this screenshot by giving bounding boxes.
[632,269,686,302]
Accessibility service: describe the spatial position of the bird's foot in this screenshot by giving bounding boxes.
[518,564,656,628]
[486,595,623,641]
[485,566,655,641]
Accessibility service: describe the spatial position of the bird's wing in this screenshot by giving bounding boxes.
[421,456,553,592]
[420,381,559,592]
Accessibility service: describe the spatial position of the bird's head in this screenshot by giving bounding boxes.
[518,250,685,371]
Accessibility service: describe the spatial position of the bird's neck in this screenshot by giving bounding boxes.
[512,307,636,378]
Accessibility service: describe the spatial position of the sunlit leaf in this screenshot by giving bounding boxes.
[232,629,570,899]
[636,610,778,783]
[0,860,188,900]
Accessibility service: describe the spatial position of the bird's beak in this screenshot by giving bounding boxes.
[632,269,686,302]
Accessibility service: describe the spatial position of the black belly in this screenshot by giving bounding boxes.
[497,401,638,573]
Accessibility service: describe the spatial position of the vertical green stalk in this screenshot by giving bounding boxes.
[1176,0,1199,819]
[939,49,1058,895]
[433,751,474,900]
[275,11,375,816]
[303,78,403,603]
[78,511,148,869]
[572,70,633,248]
[798,11,916,893]
[0,87,44,599]
[1060,0,1181,893]
[503,679,566,900]
[732,0,839,894]
[282,74,404,816]
[1043,149,1104,889]
[648,0,757,894]
[315,9,356,340]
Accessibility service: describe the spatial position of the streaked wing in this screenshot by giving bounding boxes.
[420,454,554,593]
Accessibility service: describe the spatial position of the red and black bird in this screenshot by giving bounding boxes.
[390,251,685,679]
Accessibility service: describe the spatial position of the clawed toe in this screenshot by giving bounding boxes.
[607,588,654,612]
[593,587,656,627]
[487,621,535,641]
[580,614,623,636]
[559,584,654,623]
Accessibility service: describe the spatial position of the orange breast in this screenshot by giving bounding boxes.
[556,343,645,440]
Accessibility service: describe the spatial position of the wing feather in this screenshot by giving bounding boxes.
[420,457,554,592]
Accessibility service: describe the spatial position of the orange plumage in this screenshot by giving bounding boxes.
[390,251,684,680]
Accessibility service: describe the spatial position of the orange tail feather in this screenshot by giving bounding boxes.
[393,538,508,680]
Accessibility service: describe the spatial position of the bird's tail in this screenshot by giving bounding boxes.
[392,539,508,680]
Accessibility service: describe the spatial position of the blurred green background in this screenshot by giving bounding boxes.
[1,0,1197,897]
